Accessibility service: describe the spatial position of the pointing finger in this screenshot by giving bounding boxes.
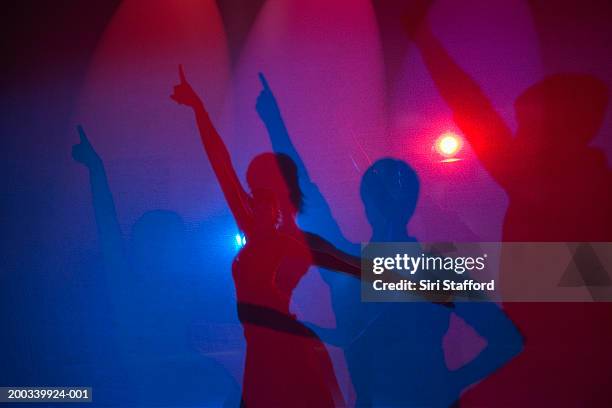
[258,72,271,91]
[77,125,89,143]
[179,64,186,83]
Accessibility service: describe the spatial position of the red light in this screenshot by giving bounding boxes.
[435,132,463,160]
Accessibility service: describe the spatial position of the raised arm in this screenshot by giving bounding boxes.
[305,233,362,278]
[256,73,356,252]
[171,65,252,232]
[256,73,310,183]
[405,2,514,184]
[72,125,128,274]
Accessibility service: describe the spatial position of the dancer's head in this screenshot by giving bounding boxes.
[360,158,420,231]
[246,153,303,227]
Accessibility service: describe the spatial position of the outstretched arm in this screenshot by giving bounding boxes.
[72,126,128,274]
[256,73,356,252]
[171,65,252,232]
[256,73,309,183]
[405,2,514,184]
[293,232,361,278]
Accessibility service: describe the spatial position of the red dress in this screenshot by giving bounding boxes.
[181,100,348,407]
[233,233,343,408]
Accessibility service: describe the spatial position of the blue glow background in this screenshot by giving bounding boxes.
[1,1,612,406]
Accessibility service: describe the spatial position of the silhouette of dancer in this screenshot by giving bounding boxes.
[72,126,241,407]
[405,2,612,406]
[171,66,362,408]
[256,73,523,407]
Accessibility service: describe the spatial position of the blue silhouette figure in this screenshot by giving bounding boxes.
[72,125,241,407]
[256,73,523,407]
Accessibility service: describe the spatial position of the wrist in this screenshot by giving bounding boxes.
[192,99,205,112]
[87,157,104,173]
[412,22,433,44]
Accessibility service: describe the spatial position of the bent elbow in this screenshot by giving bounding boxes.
[507,326,525,358]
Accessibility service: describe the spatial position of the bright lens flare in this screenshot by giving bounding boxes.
[435,132,462,157]
[235,233,246,248]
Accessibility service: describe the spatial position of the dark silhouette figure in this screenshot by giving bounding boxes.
[256,73,523,407]
[171,66,361,408]
[72,126,240,407]
[406,2,612,406]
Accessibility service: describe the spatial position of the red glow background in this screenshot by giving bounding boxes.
[2,1,611,405]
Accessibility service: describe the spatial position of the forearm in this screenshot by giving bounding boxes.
[88,164,127,272]
[415,25,483,113]
[313,250,361,278]
[414,24,513,160]
[193,105,237,187]
[194,104,229,162]
[453,303,523,389]
[454,341,521,390]
[191,104,251,226]
[415,24,512,142]
[263,110,313,190]
[264,112,293,153]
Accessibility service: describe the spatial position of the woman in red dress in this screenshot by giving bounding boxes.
[171,66,358,407]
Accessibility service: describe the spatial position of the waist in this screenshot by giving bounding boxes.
[237,302,316,339]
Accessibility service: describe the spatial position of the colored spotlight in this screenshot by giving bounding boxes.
[435,132,462,158]
[235,233,246,248]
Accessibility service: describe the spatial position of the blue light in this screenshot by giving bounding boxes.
[235,233,246,248]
